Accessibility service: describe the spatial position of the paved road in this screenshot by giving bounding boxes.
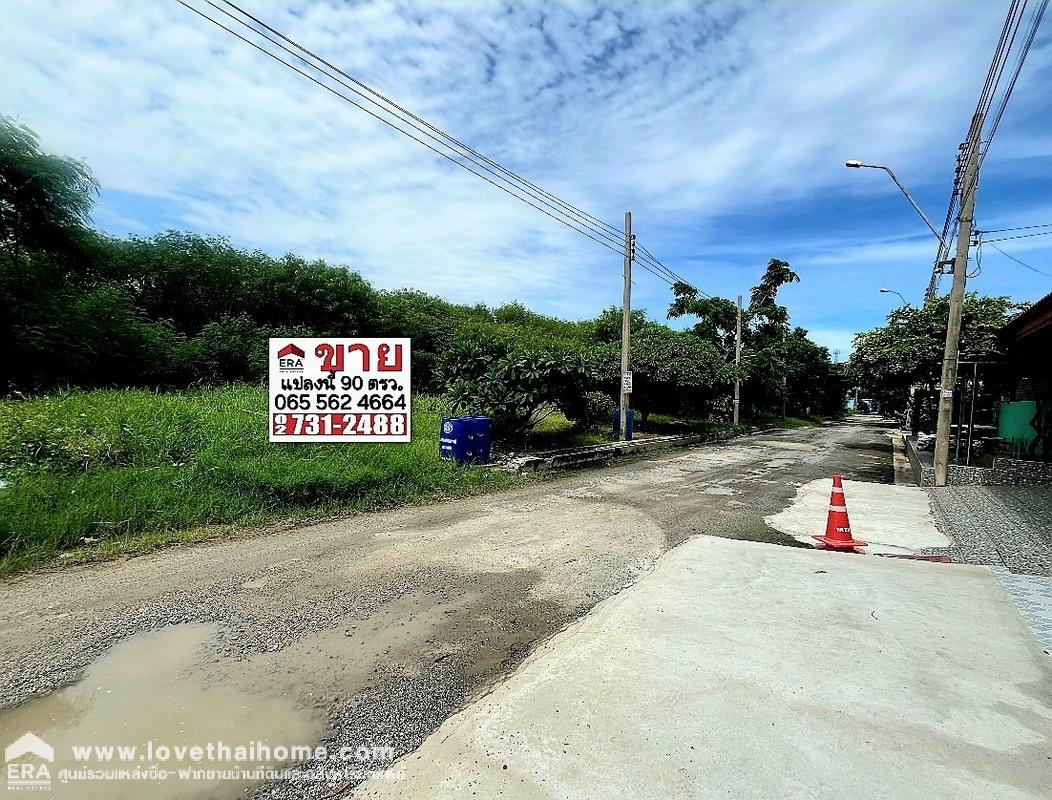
[0,417,897,798]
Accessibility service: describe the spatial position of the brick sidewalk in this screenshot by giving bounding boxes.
[928,486,1052,653]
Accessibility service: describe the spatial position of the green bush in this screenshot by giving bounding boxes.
[438,327,594,438]
[578,391,615,431]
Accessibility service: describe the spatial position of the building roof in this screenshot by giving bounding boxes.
[1001,291,1052,345]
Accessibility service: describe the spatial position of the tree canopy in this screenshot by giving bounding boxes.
[2,117,845,434]
[848,293,1023,427]
[668,258,840,418]
[1,117,97,269]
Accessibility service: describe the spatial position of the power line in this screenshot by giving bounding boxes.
[979,229,1052,244]
[976,221,1052,234]
[195,0,630,255]
[983,241,1052,277]
[981,0,1049,168]
[925,0,1045,298]
[175,0,639,263]
[213,0,628,242]
[636,242,714,298]
[180,0,716,300]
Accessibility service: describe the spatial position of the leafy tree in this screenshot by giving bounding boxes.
[375,289,493,391]
[849,293,1022,429]
[492,302,589,341]
[668,289,738,354]
[589,325,728,425]
[748,258,799,321]
[187,314,268,384]
[588,306,648,345]
[668,258,821,419]
[1,116,98,270]
[783,327,845,417]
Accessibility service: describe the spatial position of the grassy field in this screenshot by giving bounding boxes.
[0,386,515,575]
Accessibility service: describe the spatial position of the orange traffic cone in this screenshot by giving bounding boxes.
[813,474,867,552]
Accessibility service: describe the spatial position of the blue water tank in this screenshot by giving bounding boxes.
[439,416,492,464]
[612,409,635,440]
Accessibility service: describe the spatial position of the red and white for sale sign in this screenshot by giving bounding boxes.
[268,338,411,443]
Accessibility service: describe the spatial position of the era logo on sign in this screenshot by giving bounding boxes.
[277,343,305,372]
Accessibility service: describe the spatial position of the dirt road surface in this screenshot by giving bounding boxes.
[0,418,896,798]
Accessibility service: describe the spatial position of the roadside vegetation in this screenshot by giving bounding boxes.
[1,117,846,571]
[0,388,515,574]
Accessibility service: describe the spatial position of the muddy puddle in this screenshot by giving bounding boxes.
[0,624,321,799]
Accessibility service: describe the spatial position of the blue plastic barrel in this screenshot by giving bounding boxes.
[439,416,492,464]
[612,409,635,440]
[466,416,492,464]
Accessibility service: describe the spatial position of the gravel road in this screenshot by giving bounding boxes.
[0,417,896,798]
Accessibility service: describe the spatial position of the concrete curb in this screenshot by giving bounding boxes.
[495,426,784,473]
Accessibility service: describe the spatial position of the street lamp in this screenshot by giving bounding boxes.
[879,287,909,306]
[845,160,944,246]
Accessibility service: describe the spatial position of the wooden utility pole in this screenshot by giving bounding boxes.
[733,295,742,425]
[934,116,982,486]
[619,211,633,441]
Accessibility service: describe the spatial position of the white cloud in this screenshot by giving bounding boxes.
[1,0,1049,331]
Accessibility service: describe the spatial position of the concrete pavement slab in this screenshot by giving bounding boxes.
[354,536,1052,800]
[765,478,949,553]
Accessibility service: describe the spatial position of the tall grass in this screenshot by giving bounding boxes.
[0,387,513,574]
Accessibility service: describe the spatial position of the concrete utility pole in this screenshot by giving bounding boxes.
[933,118,982,486]
[733,295,742,425]
[619,211,633,441]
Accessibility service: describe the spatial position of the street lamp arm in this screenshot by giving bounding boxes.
[846,160,945,248]
[876,165,945,247]
[879,287,909,307]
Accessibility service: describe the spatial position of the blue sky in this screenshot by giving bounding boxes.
[3,0,1051,356]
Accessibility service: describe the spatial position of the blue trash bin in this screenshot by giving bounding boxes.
[439,416,492,464]
[612,408,635,440]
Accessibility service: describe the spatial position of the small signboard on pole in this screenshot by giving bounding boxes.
[621,371,633,394]
[268,338,411,442]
